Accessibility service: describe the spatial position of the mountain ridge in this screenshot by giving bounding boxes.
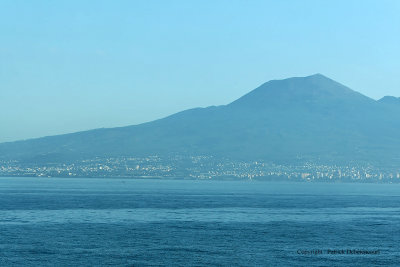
[1,74,399,165]
[379,96,400,106]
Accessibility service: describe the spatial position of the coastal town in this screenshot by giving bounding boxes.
[1,155,399,182]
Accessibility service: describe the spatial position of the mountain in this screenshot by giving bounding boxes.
[1,74,400,164]
[379,96,400,107]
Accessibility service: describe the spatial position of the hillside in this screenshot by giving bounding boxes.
[1,74,400,164]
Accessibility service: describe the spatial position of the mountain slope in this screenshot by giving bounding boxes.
[1,74,400,164]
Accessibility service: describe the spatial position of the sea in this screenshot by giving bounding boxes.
[0,177,399,266]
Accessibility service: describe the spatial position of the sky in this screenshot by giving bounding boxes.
[1,0,399,143]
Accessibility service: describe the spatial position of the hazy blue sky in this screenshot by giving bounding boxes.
[1,0,399,142]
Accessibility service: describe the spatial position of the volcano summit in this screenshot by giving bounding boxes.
[1,74,400,166]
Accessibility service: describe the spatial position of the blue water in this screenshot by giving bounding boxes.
[0,178,399,266]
